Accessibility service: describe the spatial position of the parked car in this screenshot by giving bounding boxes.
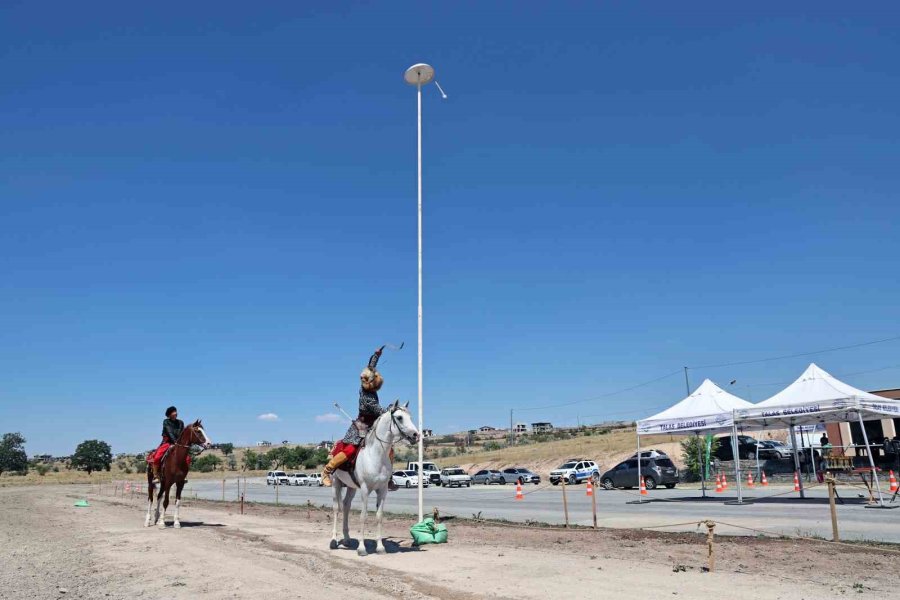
[307,473,323,487]
[289,473,310,486]
[500,467,541,485]
[407,461,442,485]
[599,457,679,490]
[392,470,429,488]
[266,470,290,485]
[439,467,472,488]
[757,440,792,459]
[472,469,504,485]
[713,435,760,460]
[629,449,669,459]
[549,459,600,485]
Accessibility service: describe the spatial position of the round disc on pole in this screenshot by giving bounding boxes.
[404,63,435,86]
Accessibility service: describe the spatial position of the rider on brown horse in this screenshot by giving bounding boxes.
[149,406,185,484]
[323,348,396,488]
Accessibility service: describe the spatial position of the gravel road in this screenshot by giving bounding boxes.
[1,484,896,599]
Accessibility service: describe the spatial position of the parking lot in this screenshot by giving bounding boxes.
[187,477,900,543]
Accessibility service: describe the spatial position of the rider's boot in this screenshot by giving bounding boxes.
[151,462,161,485]
[322,452,348,487]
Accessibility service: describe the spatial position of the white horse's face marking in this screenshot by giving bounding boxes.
[196,426,212,448]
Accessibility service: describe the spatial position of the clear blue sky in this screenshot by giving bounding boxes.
[2,2,899,456]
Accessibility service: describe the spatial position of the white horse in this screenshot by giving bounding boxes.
[330,401,420,556]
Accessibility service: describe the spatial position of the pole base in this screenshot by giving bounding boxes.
[724,499,753,506]
[626,499,651,505]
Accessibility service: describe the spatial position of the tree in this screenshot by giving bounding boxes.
[226,454,237,471]
[192,454,222,473]
[0,432,28,476]
[70,440,113,475]
[303,448,329,469]
[243,449,264,470]
[218,443,234,456]
[680,436,720,481]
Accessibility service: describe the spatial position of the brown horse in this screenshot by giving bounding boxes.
[144,419,212,529]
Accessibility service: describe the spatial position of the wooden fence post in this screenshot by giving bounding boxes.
[560,477,570,528]
[704,520,716,572]
[827,474,840,542]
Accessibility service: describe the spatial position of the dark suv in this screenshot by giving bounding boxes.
[599,457,678,490]
[713,435,759,461]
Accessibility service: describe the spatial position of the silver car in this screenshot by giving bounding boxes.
[500,467,541,485]
[472,469,504,485]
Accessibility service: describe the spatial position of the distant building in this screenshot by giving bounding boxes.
[514,423,528,434]
[256,441,272,447]
[478,425,497,432]
[532,422,554,434]
[422,429,434,438]
[32,454,53,463]
[317,440,335,451]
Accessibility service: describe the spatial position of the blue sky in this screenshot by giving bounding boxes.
[2,2,899,455]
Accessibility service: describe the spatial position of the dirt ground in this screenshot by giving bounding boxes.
[1,485,896,599]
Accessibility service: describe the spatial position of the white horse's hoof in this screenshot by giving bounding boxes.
[357,547,368,557]
[157,522,166,529]
[376,547,387,555]
[173,522,181,529]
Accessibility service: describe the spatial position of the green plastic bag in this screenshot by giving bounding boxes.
[410,518,448,545]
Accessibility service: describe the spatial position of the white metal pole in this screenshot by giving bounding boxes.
[731,421,743,503]
[416,81,425,523]
[857,411,884,506]
[789,421,805,498]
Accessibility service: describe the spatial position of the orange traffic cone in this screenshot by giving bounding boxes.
[586,480,593,497]
[760,471,768,486]
[639,476,648,495]
[722,473,728,490]
[515,481,524,501]
[889,470,898,493]
[747,472,754,488]
[715,473,723,493]
[793,471,800,492]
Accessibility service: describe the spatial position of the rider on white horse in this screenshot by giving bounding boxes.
[323,347,397,490]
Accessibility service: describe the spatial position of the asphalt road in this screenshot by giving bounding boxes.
[185,477,900,543]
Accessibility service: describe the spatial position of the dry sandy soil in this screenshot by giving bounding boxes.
[1,485,896,600]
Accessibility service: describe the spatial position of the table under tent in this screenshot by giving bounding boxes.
[732,363,900,507]
[636,378,754,499]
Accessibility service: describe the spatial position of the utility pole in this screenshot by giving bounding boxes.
[683,366,691,396]
[509,409,514,446]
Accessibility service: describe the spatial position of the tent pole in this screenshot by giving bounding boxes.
[856,412,885,507]
[732,421,743,504]
[698,432,706,498]
[636,432,641,488]
[789,421,805,499]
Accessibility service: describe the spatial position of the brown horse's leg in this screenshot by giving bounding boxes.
[173,480,185,529]
[144,463,156,527]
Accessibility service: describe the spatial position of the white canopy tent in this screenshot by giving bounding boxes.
[734,363,900,506]
[636,379,754,498]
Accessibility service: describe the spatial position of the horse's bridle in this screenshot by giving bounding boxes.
[372,407,417,447]
[172,426,208,452]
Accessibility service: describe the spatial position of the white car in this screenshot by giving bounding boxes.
[289,473,311,486]
[392,470,430,489]
[266,470,290,485]
[406,461,441,485]
[549,459,600,486]
[439,467,472,488]
[307,473,323,487]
